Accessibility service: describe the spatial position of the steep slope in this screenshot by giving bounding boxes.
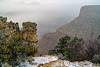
[38,32,64,55]
[38,5,100,55]
[58,5,100,40]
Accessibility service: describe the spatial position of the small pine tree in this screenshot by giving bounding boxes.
[49,35,83,61]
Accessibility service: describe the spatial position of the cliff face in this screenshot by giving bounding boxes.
[38,5,100,55]
[0,16,38,49]
[58,5,100,40]
[38,32,64,55]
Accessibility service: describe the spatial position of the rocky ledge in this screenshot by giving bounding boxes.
[18,55,100,67]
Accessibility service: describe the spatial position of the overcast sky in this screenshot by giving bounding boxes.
[0,0,100,37]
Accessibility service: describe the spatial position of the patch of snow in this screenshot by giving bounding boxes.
[20,55,58,67]
[32,55,58,64]
[64,61,93,67]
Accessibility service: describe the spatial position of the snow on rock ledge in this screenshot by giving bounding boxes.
[20,55,58,67]
[20,55,100,67]
[32,55,58,64]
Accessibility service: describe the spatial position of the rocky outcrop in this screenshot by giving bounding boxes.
[0,17,18,43]
[22,22,37,43]
[38,5,100,55]
[22,22,38,47]
[0,16,38,51]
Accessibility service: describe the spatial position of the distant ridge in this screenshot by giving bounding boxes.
[38,5,100,55]
[57,5,100,40]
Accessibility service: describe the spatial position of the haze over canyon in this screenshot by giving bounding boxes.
[0,0,100,37]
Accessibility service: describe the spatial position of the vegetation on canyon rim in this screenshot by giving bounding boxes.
[49,35,100,64]
[0,16,38,67]
[0,33,37,66]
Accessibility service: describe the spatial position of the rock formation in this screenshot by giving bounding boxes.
[58,5,100,40]
[0,16,38,53]
[22,22,38,43]
[38,5,100,55]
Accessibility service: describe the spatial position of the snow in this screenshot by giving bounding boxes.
[20,55,58,67]
[64,60,93,67]
[32,55,58,64]
[1,55,99,67]
[19,55,99,67]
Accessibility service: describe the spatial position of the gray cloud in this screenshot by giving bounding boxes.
[0,0,4,1]
[0,0,100,37]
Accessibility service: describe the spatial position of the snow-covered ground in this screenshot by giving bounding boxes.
[19,55,100,67]
[20,55,58,67]
[63,61,93,67]
[33,55,58,64]
[1,55,100,67]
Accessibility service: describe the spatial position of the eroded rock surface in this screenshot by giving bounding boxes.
[38,5,100,55]
[0,16,38,52]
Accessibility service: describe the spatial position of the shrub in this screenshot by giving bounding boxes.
[91,55,100,64]
[49,35,84,61]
